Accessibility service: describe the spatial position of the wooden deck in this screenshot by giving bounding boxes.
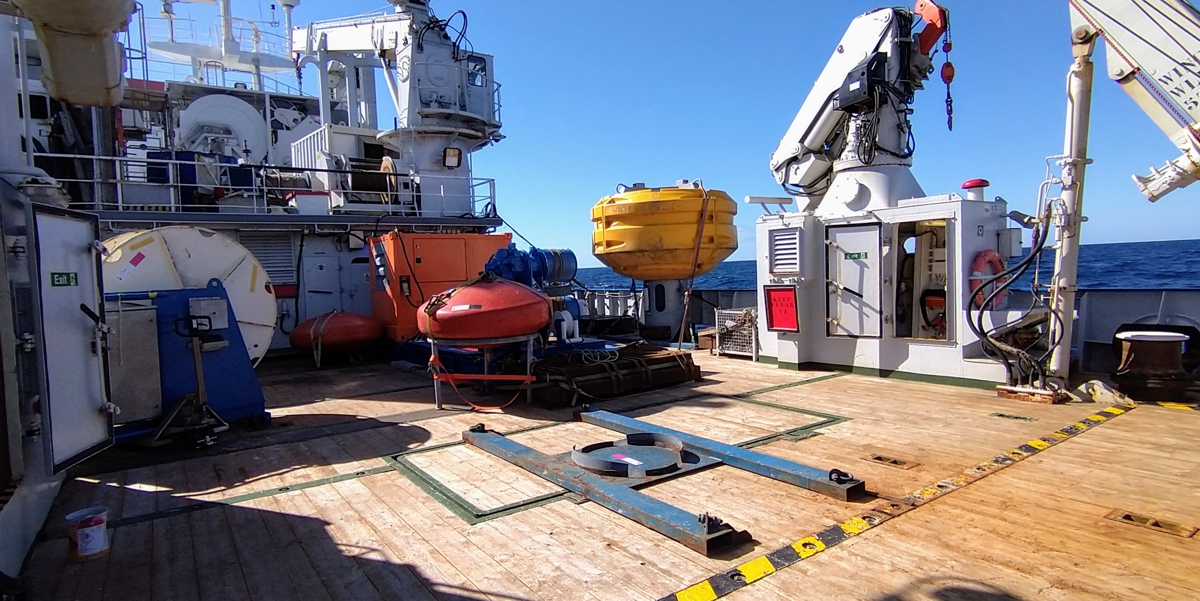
[23,353,1200,600]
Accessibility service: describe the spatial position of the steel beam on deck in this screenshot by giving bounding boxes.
[463,428,750,555]
[577,409,866,501]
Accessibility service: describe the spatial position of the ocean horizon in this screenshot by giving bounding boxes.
[575,238,1200,291]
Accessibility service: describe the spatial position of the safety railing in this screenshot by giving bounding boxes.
[134,15,303,95]
[32,152,498,219]
[144,16,292,62]
[579,290,641,318]
[142,59,303,95]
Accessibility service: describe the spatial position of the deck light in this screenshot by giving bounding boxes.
[442,147,463,169]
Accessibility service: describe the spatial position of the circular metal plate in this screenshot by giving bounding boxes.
[572,432,688,477]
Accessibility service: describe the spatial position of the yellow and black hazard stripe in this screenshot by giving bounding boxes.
[657,403,1136,601]
[1157,402,1196,411]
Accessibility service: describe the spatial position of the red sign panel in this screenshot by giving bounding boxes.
[764,285,800,332]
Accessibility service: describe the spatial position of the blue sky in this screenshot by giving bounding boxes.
[189,1,1200,267]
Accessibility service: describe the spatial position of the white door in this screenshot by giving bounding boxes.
[826,224,882,338]
[34,207,112,472]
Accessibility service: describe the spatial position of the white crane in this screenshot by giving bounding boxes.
[767,0,1200,385]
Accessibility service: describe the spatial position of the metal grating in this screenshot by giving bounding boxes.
[716,308,758,359]
[238,231,296,284]
[769,228,801,274]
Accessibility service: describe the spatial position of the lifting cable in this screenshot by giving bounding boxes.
[677,181,712,349]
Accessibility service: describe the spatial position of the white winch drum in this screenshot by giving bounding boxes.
[177,94,271,163]
[102,226,277,363]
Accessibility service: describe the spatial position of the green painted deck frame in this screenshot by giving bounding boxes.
[757,356,997,390]
[86,373,849,534]
[390,375,851,525]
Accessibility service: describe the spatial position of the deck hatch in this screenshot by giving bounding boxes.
[864,454,920,469]
[1105,509,1197,538]
[989,412,1036,422]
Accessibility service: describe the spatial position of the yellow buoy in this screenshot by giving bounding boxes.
[591,183,738,281]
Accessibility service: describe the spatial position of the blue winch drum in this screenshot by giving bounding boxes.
[537,248,577,284]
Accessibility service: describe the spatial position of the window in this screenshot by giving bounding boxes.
[467,55,487,87]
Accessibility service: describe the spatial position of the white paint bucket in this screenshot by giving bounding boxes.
[65,506,109,562]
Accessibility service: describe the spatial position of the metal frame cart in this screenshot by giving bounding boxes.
[429,334,538,410]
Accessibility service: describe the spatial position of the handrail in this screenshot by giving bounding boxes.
[32,152,497,218]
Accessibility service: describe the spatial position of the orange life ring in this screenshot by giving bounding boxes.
[970,249,1007,309]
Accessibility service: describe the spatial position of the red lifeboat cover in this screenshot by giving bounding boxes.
[418,279,552,341]
[290,311,385,351]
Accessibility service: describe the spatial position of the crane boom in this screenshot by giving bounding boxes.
[1069,0,1200,200]
[768,3,947,213]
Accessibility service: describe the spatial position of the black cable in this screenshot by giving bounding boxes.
[372,213,387,239]
[500,216,535,248]
[444,10,468,61]
[284,230,306,334]
[393,231,426,309]
[967,214,1052,385]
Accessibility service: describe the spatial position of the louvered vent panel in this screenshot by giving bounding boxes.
[238,232,296,284]
[769,228,801,274]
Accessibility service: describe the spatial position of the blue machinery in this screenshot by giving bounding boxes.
[463,408,865,555]
[107,280,268,443]
[485,244,583,343]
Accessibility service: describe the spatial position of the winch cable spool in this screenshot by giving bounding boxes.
[966,204,1059,388]
[102,227,277,365]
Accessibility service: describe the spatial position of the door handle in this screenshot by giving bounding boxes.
[79,303,112,334]
[79,303,101,325]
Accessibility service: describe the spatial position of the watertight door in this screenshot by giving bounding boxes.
[826,224,882,338]
[33,206,113,472]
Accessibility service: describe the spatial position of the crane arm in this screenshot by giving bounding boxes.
[1069,0,1200,200]
[769,3,947,199]
[10,0,135,107]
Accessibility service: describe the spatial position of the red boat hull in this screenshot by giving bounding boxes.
[290,312,385,352]
[418,280,552,342]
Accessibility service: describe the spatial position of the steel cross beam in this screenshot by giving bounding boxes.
[577,409,865,501]
[462,427,751,555]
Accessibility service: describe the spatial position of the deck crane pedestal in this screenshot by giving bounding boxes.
[756,0,1200,390]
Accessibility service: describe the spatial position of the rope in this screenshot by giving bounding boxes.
[677,182,712,349]
[308,311,340,368]
[428,352,533,411]
[577,349,619,365]
[717,308,756,335]
[423,272,496,319]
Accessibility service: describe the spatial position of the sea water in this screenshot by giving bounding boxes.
[575,239,1200,291]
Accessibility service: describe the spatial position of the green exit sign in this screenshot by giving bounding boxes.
[844,252,868,260]
[50,272,78,287]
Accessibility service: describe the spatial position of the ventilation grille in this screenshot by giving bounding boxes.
[238,232,296,284]
[769,228,801,274]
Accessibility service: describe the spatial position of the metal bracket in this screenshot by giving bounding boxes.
[576,409,866,501]
[463,428,751,555]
